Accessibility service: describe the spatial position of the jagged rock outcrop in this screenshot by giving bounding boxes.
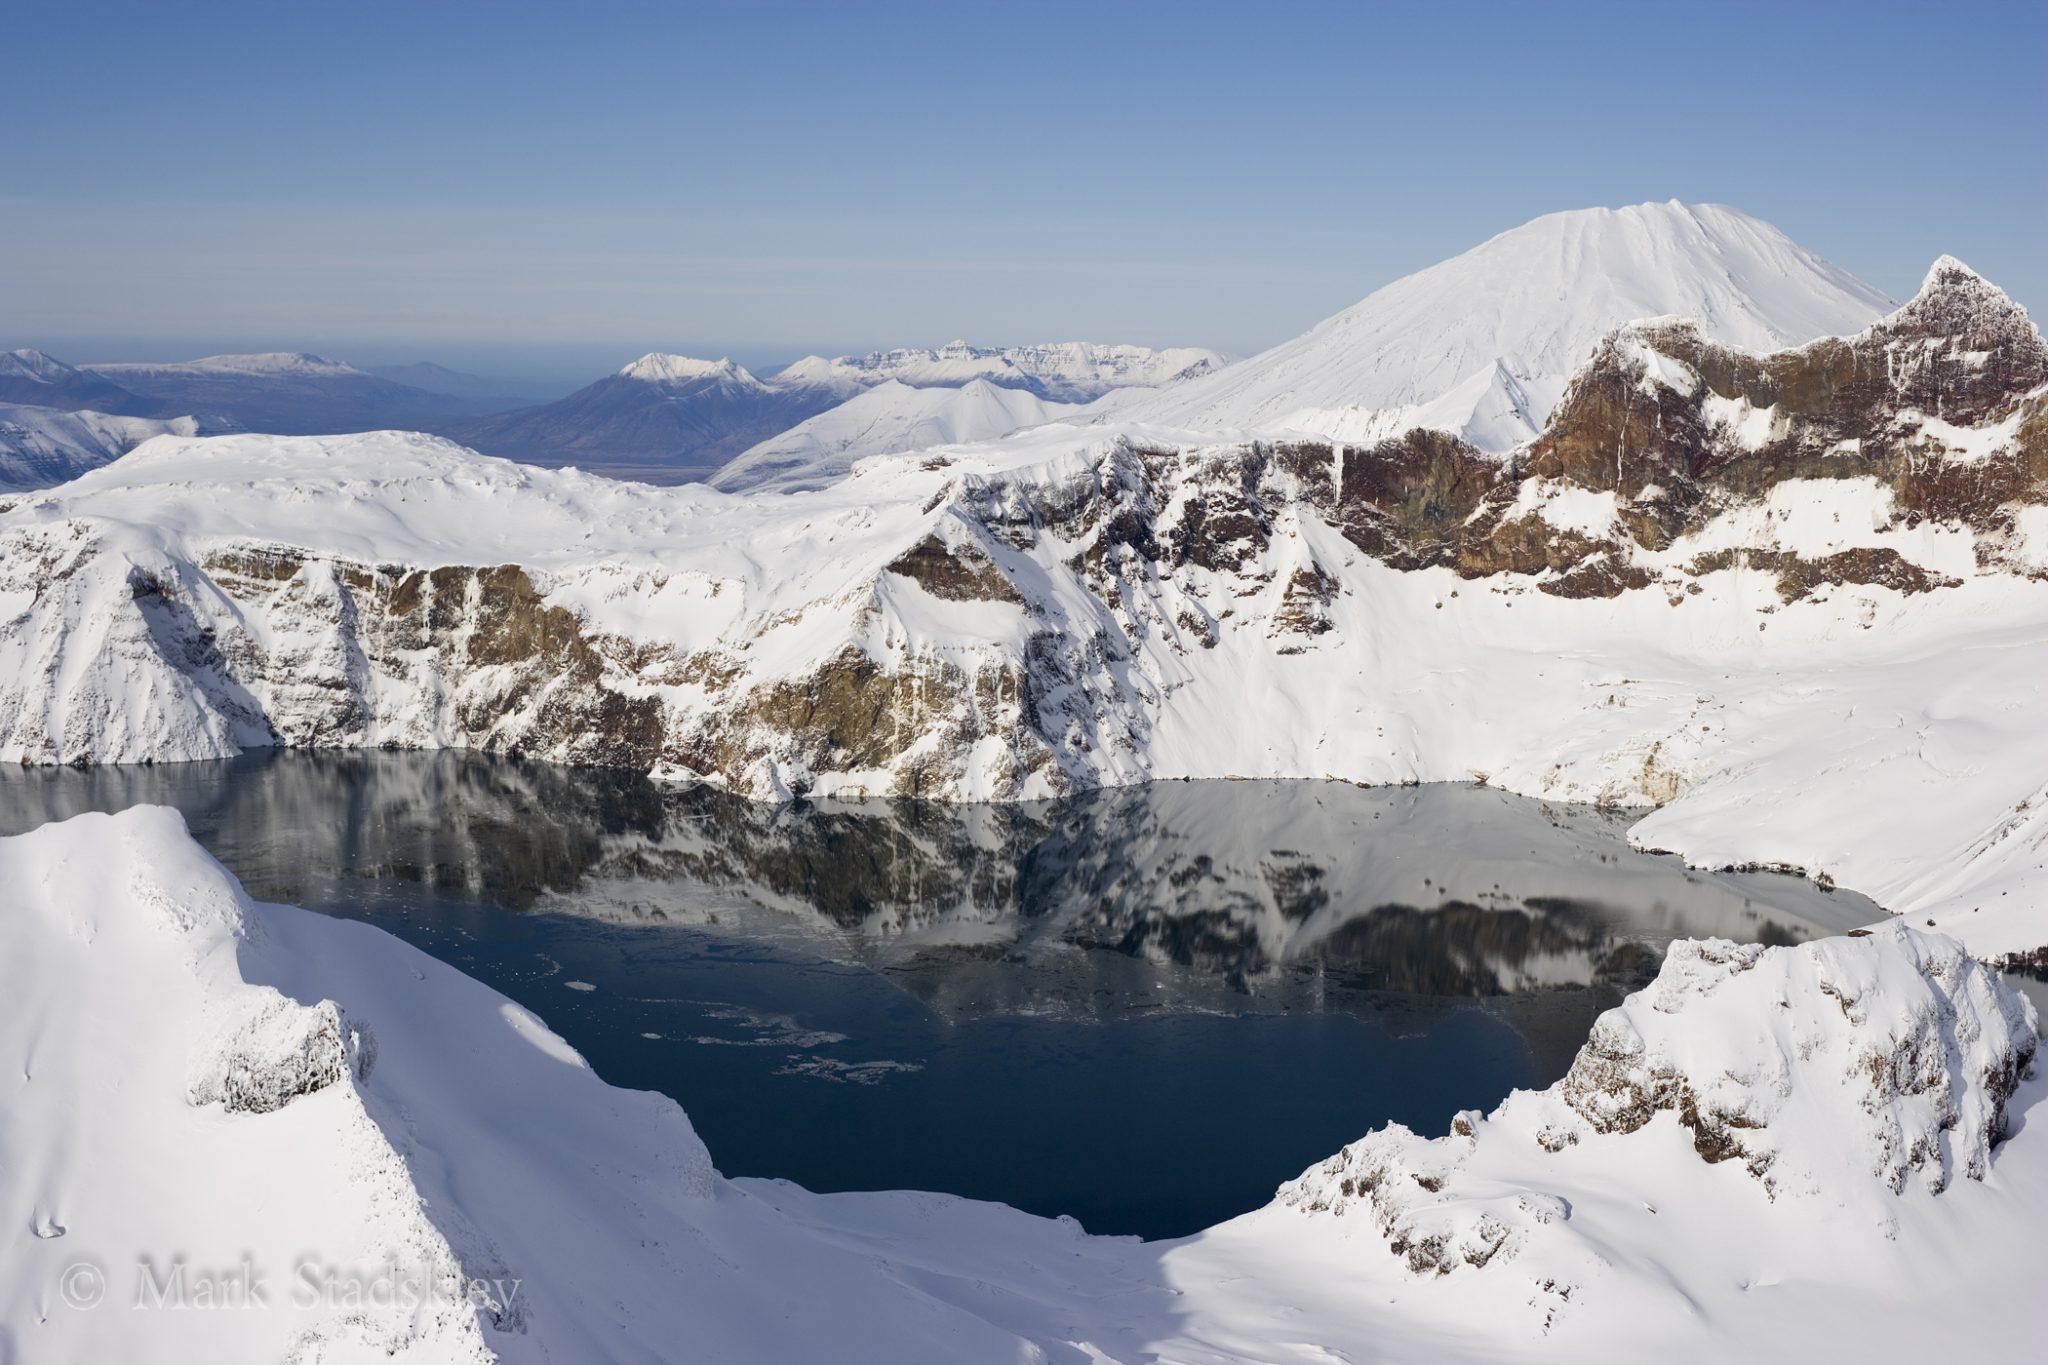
[188,994,374,1115]
[1276,924,2040,1313]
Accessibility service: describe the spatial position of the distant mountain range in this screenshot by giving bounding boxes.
[773,340,1222,402]
[0,350,159,417]
[84,352,492,434]
[441,342,1223,482]
[0,340,1222,489]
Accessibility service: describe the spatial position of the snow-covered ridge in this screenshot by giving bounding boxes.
[1120,200,1894,450]
[4,805,2043,1361]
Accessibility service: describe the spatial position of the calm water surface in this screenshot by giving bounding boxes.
[0,752,1877,1238]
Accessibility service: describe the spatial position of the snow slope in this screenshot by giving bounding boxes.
[0,402,202,491]
[711,377,1078,492]
[1120,201,1893,448]
[2,806,2041,1363]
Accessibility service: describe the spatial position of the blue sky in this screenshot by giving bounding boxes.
[5,0,2042,385]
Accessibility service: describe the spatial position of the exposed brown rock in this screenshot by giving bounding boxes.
[884,532,1022,604]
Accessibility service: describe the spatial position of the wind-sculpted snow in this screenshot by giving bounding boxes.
[3,808,2045,1362]
[1278,924,2038,1321]
[2,261,2047,961]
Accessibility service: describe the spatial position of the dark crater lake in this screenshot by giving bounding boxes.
[0,751,1876,1239]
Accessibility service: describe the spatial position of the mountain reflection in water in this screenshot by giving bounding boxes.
[0,750,1878,1238]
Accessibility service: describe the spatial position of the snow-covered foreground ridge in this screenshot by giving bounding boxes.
[2,258,2047,954]
[2,807,2041,1363]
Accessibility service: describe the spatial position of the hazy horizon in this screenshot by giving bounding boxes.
[7,1,2043,391]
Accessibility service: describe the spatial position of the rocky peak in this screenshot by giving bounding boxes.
[1888,255,2034,341]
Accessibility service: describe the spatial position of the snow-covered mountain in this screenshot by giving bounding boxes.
[1120,201,1895,449]
[0,348,157,416]
[85,351,487,434]
[445,354,850,482]
[0,402,203,491]
[712,378,1078,493]
[775,340,1223,403]
[2,258,2044,959]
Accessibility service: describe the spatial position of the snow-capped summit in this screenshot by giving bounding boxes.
[617,353,764,386]
[1122,201,1895,449]
[1885,253,2035,347]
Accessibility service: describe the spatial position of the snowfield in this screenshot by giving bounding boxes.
[0,807,2041,1363]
